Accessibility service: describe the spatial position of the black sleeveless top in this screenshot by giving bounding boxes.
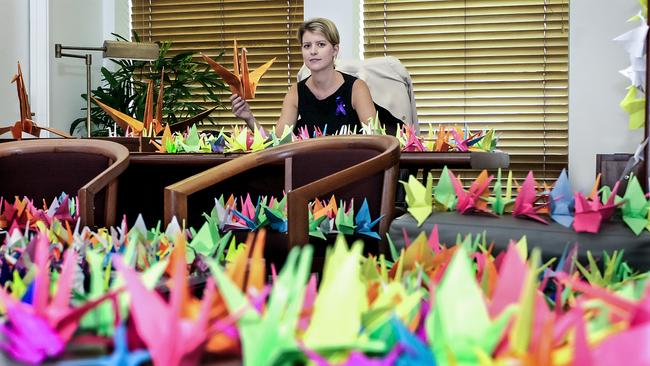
[296,72,403,135]
[296,72,359,135]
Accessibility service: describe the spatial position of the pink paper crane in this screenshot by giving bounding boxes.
[0,234,117,365]
[512,171,549,224]
[450,170,496,215]
[113,249,219,366]
[573,181,622,233]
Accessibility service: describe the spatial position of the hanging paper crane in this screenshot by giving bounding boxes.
[0,62,72,140]
[201,40,276,99]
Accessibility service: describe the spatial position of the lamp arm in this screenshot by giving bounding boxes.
[55,44,105,58]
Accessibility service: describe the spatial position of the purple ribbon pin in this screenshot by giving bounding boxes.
[335,96,347,116]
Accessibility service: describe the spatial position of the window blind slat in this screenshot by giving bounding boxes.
[131,0,304,129]
[363,0,569,183]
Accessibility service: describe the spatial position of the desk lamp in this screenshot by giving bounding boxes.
[54,40,159,137]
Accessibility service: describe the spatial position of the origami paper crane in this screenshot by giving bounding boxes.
[303,236,385,353]
[484,169,514,215]
[512,171,549,224]
[573,181,621,234]
[223,125,252,152]
[207,245,313,365]
[270,125,295,146]
[549,169,574,227]
[471,128,497,152]
[451,170,495,215]
[621,175,650,235]
[250,127,273,151]
[0,62,72,139]
[94,69,216,137]
[263,204,288,233]
[0,235,117,365]
[433,166,457,211]
[355,199,383,240]
[433,125,453,152]
[360,112,387,135]
[363,281,423,335]
[93,76,162,136]
[620,85,646,129]
[78,242,168,336]
[427,245,513,365]
[202,40,276,99]
[401,173,433,226]
[57,323,151,366]
[335,201,357,235]
[399,125,426,152]
[313,196,338,220]
[187,221,233,263]
[449,126,483,152]
[614,18,648,90]
[113,249,219,366]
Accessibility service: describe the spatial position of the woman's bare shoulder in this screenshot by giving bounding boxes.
[283,83,299,105]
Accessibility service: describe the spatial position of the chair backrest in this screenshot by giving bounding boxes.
[0,139,129,227]
[165,135,401,253]
[297,56,419,132]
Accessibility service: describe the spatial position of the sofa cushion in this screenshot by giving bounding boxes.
[389,212,650,271]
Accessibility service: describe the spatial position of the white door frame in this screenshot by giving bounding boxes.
[29,0,50,129]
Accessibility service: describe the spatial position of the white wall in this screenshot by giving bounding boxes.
[0,1,29,126]
[49,1,104,135]
[569,0,644,193]
[305,0,361,59]
[49,0,128,135]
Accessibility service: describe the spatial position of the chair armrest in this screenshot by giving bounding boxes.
[164,136,400,248]
[76,141,130,227]
[286,147,400,248]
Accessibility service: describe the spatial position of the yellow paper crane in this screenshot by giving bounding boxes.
[202,40,276,99]
[0,62,71,140]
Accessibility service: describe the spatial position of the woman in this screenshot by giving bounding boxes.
[230,18,400,134]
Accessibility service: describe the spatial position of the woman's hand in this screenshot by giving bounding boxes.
[230,94,256,128]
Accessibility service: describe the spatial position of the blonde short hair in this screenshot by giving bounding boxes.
[298,18,340,46]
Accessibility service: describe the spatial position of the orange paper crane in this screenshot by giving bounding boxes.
[93,69,164,136]
[202,40,276,99]
[0,62,71,140]
[93,68,217,136]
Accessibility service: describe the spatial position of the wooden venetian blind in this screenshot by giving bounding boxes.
[131,0,304,129]
[363,0,569,183]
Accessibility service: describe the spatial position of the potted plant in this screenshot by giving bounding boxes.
[71,33,227,136]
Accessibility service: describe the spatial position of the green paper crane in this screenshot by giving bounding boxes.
[270,125,294,146]
[335,201,356,235]
[484,169,515,215]
[207,245,314,366]
[472,128,497,152]
[402,172,434,226]
[178,124,202,152]
[187,221,232,264]
[308,211,327,240]
[621,175,650,235]
[434,167,457,211]
[427,245,514,365]
[77,242,168,337]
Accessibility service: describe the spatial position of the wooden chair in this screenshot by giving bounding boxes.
[0,139,129,227]
[164,135,400,253]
